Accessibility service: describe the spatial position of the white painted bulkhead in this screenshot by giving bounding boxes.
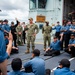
[28,0,64,40]
[46,0,64,25]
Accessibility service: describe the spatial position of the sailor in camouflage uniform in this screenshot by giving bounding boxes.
[25,18,39,53]
[16,22,23,45]
[42,21,52,51]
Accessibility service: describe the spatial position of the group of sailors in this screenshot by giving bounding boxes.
[0,17,75,75]
[0,18,26,54]
[43,20,75,58]
[0,18,75,57]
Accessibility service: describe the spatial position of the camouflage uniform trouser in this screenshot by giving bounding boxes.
[43,35,51,49]
[27,36,35,50]
[17,34,23,45]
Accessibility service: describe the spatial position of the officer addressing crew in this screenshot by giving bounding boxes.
[25,18,39,53]
[42,21,52,51]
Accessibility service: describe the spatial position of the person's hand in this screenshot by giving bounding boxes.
[71,44,75,47]
[21,23,23,25]
[60,33,63,37]
[68,44,71,47]
[70,28,73,31]
[68,44,74,47]
[18,32,21,35]
[33,33,36,36]
[69,48,71,51]
[46,48,48,51]
[57,65,62,69]
[25,31,27,33]
[14,32,17,34]
[72,30,75,32]
[24,25,26,28]
[8,32,13,41]
[6,33,13,56]
[15,18,18,20]
[46,48,50,51]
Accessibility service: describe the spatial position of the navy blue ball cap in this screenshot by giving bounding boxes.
[71,34,75,36]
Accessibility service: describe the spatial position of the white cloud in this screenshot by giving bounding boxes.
[0,0,29,23]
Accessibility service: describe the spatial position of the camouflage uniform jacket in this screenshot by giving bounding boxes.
[25,23,39,36]
[42,25,52,36]
[16,25,23,33]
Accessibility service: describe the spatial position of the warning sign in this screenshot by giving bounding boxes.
[36,15,46,22]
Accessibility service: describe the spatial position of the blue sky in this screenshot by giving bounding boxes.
[0,0,29,23]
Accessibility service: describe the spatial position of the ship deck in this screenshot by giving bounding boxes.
[7,42,75,75]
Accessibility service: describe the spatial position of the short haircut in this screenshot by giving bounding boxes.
[53,36,58,39]
[11,21,14,24]
[23,22,25,24]
[32,49,40,56]
[11,58,22,71]
[18,22,20,24]
[4,19,8,22]
[59,59,70,68]
[57,21,60,23]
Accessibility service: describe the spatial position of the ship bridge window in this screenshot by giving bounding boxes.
[38,0,47,9]
[30,0,36,9]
